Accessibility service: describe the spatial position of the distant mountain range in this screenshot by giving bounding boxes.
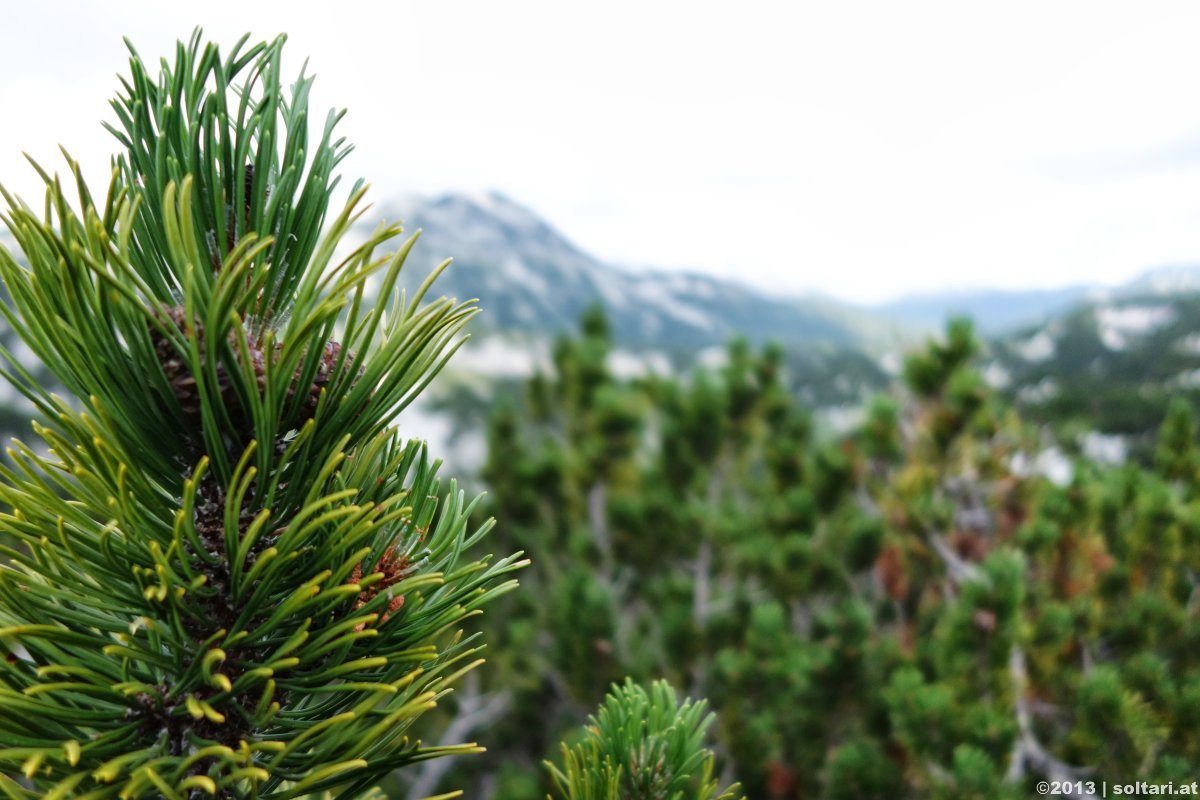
[4,189,1200,351]
[873,267,1200,335]
[376,191,1200,345]
[873,286,1096,334]
[371,192,902,353]
[4,190,1200,457]
[986,291,1200,457]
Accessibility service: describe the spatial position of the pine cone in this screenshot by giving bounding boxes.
[348,545,411,630]
[287,340,363,421]
[152,306,364,427]
[151,305,203,415]
[187,470,266,637]
[151,304,268,425]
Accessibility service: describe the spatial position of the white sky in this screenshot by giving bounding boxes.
[3,2,1200,303]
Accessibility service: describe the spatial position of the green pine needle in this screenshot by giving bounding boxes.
[0,29,525,799]
[546,680,743,800]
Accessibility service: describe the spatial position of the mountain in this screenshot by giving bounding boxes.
[874,264,1200,335]
[1120,263,1200,295]
[874,286,1094,334]
[985,290,1200,460]
[373,192,900,352]
[6,190,1200,461]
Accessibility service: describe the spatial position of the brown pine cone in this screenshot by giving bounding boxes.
[151,305,204,415]
[153,305,366,428]
[151,304,268,425]
[303,341,345,420]
[286,340,363,422]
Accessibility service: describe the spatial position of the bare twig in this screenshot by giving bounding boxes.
[1006,646,1093,793]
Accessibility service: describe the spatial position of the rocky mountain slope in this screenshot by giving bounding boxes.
[986,292,1200,459]
[875,265,1200,334]
[372,192,903,352]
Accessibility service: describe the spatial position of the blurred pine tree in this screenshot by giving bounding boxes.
[450,308,1200,799]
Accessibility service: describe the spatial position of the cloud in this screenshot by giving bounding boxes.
[3,1,1200,303]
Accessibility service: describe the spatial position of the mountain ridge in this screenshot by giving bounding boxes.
[376,190,1200,345]
[371,191,900,352]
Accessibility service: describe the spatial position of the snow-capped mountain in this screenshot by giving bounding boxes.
[1121,264,1200,296]
[987,291,1200,459]
[372,192,893,351]
[6,189,1200,461]
[875,264,1200,335]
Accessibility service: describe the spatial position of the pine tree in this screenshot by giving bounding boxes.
[1154,397,1200,488]
[546,680,742,800]
[463,310,1200,797]
[0,32,524,798]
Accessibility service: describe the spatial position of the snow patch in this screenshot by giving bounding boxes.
[982,362,1011,389]
[818,405,864,435]
[1016,330,1055,362]
[499,256,550,297]
[631,279,716,330]
[1080,432,1127,465]
[1138,266,1200,294]
[1098,325,1127,351]
[1011,447,1073,486]
[451,337,548,378]
[395,398,487,474]
[608,349,671,379]
[661,273,719,300]
[696,346,727,370]
[1175,333,1200,355]
[1095,304,1174,351]
[590,270,633,310]
[1017,377,1059,404]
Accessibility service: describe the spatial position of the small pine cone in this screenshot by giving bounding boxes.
[306,341,344,417]
[151,304,268,425]
[348,546,411,630]
[291,341,359,421]
[151,305,204,415]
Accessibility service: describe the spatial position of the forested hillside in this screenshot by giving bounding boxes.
[404,309,1200,799]
[991,293,1200,455]
[5,183,1200,798]
[4,24,1199,800]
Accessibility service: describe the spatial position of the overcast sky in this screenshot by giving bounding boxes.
[3,2,1200,303]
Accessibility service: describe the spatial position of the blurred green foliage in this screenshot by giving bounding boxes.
[417,309,1200,798]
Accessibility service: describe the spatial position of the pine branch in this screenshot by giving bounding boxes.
[1007,646,1094,792]
[0,29,525,799]
[546,680,743,800]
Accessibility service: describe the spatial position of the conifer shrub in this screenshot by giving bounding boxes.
[0,31,529,798]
